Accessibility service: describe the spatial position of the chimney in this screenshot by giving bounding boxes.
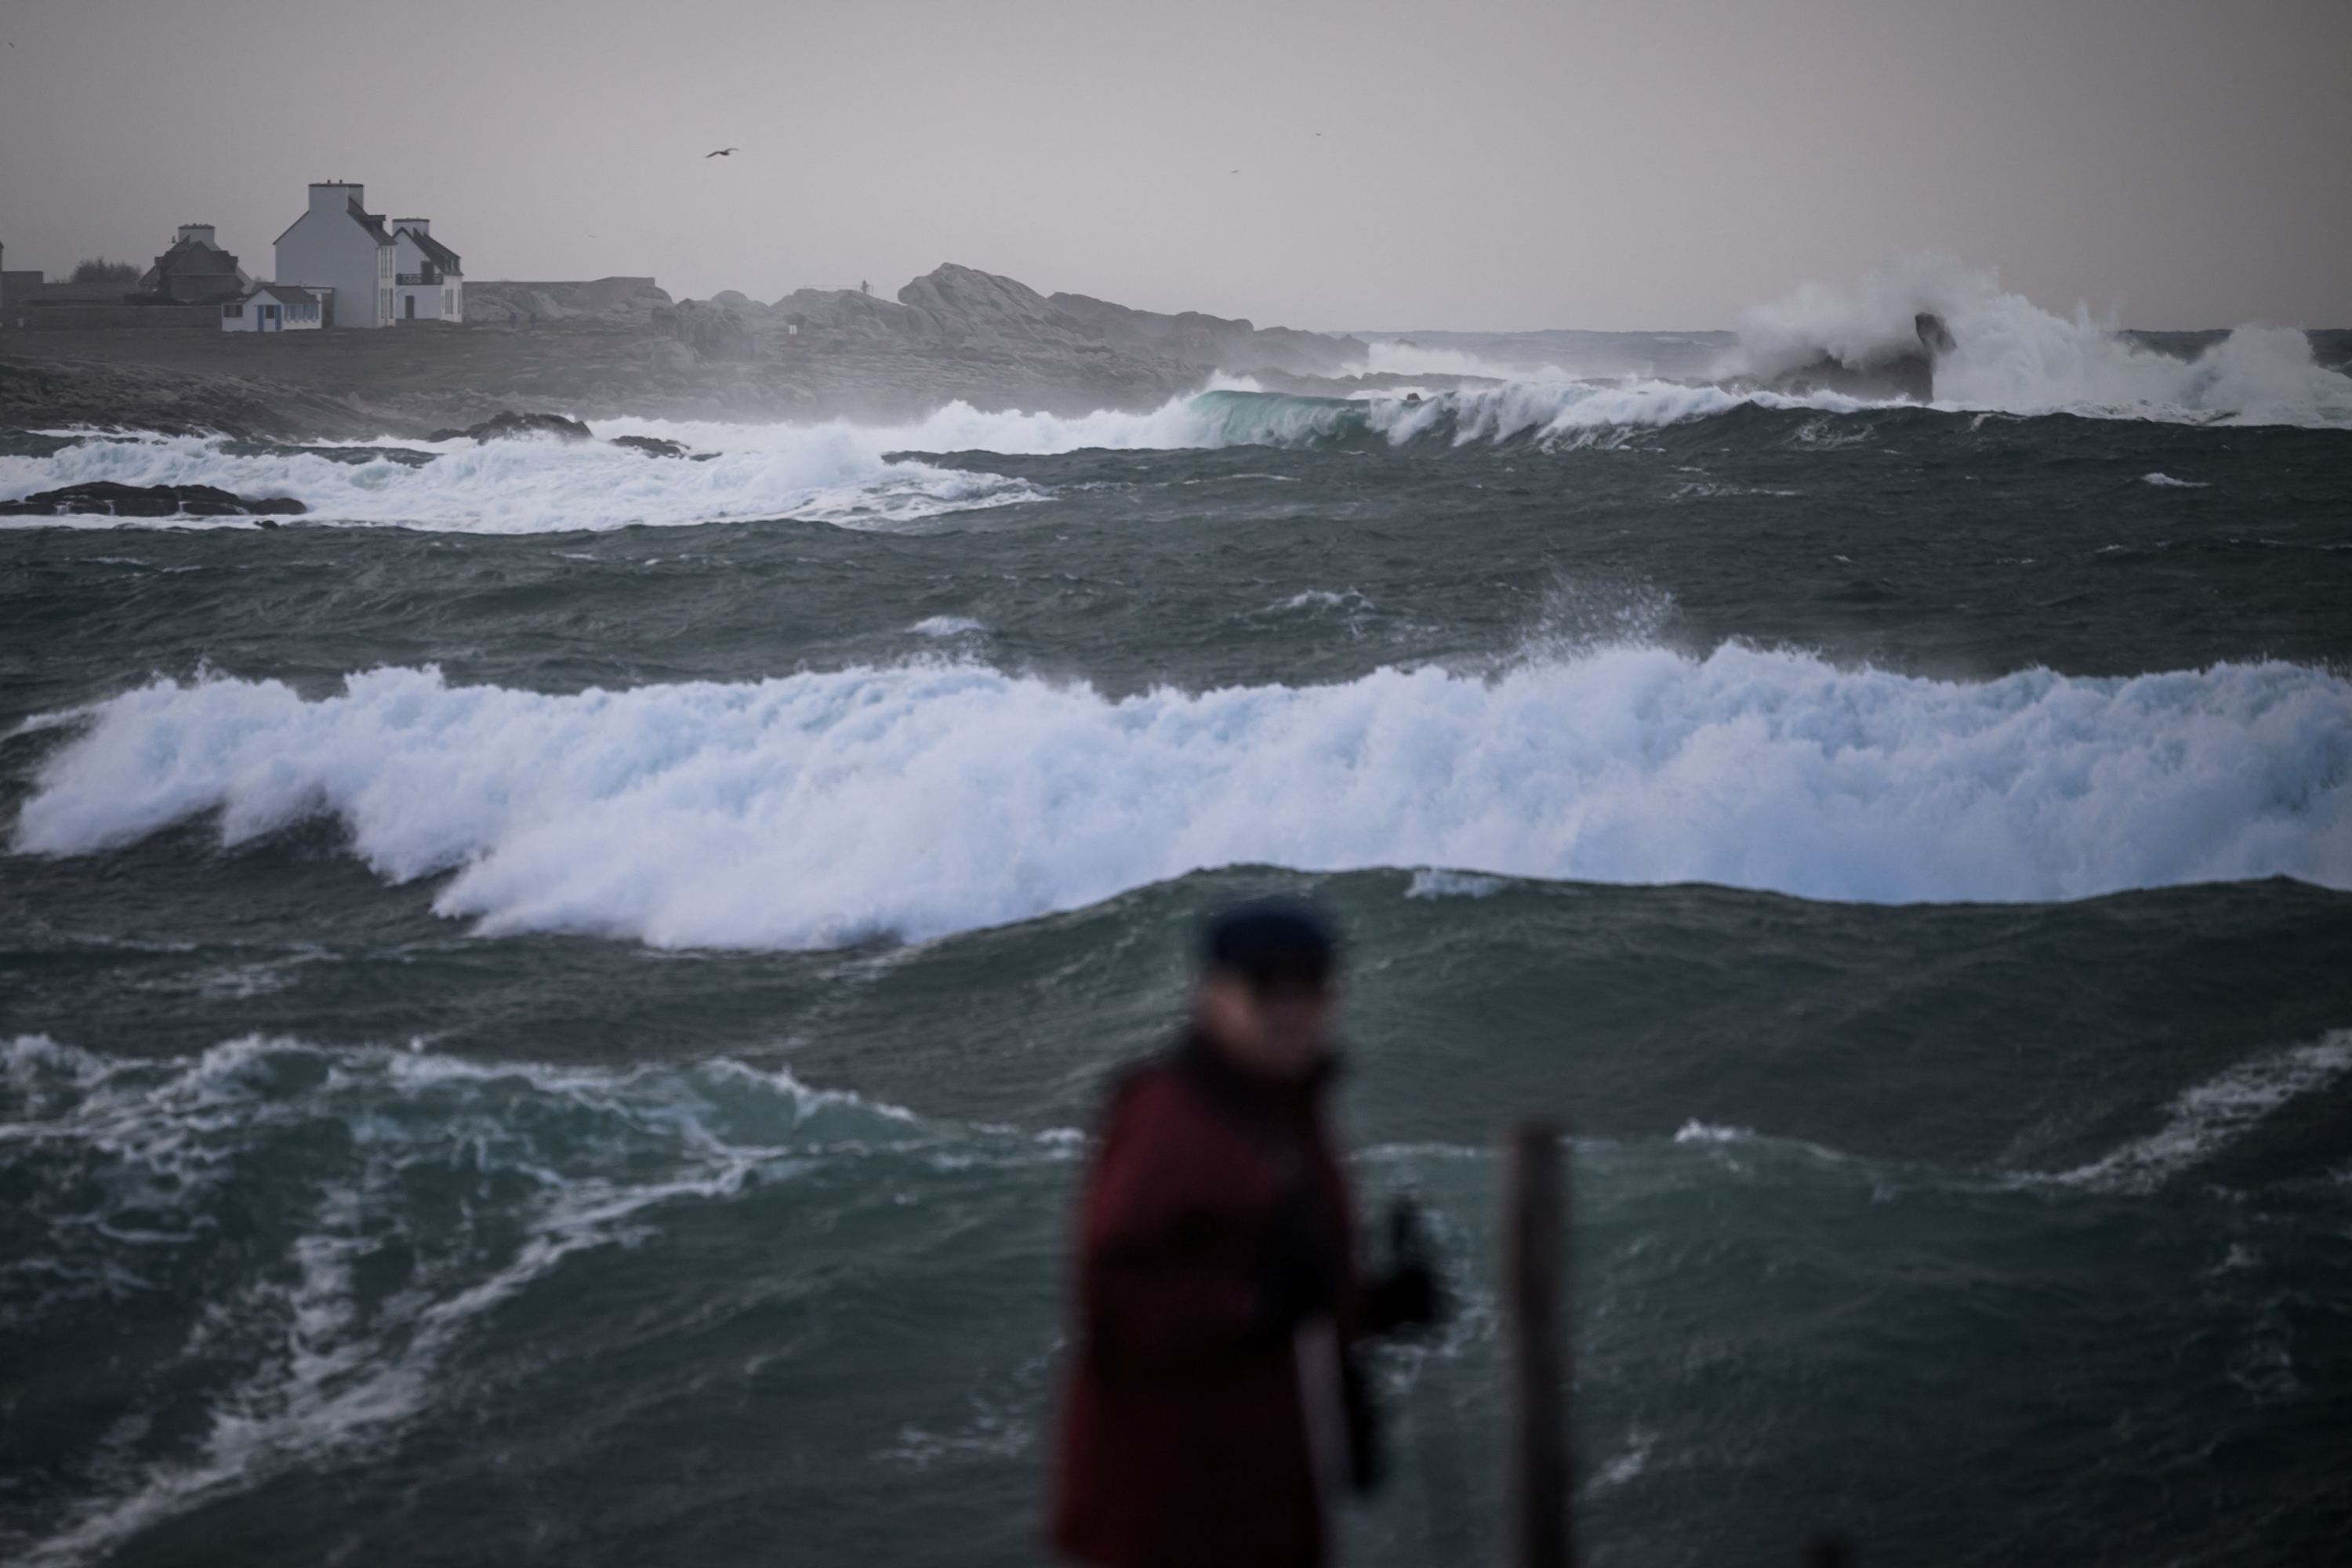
[393,218,429,236]
[177,224,217,248]
[309,182,363,215]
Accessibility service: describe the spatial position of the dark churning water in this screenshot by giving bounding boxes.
[5,294,2351,1567]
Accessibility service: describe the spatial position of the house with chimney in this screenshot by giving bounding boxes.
[273,182,462,328]
[139,226,251,303]
[391,220,463,322]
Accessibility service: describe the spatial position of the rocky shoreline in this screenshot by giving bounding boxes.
[0,263,1411,441]
[9,263,2349,446]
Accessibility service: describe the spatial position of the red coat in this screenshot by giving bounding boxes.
[1051,1035,1360,1568]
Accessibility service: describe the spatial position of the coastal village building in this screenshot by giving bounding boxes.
[274,183,462,328]
[4,230,255,328]
[391,220,463,322]
[274,183,393,328]
[220,282,325,332]
[138,226,250,303]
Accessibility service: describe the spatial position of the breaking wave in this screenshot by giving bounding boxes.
[1722,254,2352,427]
[14,647,2350,948]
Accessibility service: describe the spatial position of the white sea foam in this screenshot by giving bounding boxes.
[0,391,1337,533]
[1587,1428,1658,1494]
[16,647,2350,949]
[1672,1121,1755,1145]
[2056,1032,2352,1194]
[909,615,986,637]
[0,423,1046,535]
[1406,869,1509,899]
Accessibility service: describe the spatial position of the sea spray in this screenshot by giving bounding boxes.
[1723,254,2352,426]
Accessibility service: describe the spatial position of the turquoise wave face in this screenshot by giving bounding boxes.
[1185,388,1379,447]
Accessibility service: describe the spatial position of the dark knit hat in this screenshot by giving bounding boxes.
[1203,902,1338,989]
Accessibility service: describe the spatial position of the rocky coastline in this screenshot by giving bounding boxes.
[0,264,1403,441]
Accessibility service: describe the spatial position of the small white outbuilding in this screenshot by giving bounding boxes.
[222,283,327,332]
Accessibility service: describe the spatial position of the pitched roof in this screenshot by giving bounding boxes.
[248,283,323,305]
[399,226,462,273]
[151,237,241,274]
[347,198,396,247]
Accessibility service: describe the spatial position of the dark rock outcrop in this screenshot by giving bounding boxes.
[429,411,594,442]
[897,266,1080,349]
[0,481,306,517]
[669,300,756,361]
[760,264,1367,382]
[610,434,688,458]
[0,357,394,441]
[1762,313,1957,404]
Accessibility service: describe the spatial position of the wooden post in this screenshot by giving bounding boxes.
[1502,1117,1571,1568]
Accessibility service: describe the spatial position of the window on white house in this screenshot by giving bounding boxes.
[224,303,243,318]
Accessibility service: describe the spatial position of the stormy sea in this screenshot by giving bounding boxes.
[5,274,2350,1568]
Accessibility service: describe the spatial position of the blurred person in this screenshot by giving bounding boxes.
[1051,902,1439,1568]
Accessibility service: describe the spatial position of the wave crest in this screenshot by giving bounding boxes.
[16,648,2350,948]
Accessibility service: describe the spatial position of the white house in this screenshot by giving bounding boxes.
[267,182,462,328]
[221,282,325,332]
[390,219,463,323]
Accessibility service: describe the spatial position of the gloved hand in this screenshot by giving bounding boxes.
[1254,1182,1340,1344]
[1363,1259,1441,1334]
[1363,1194,1446,1335]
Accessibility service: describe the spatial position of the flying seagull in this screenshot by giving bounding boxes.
[706,147,739,158]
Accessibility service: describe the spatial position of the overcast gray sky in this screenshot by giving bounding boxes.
[2,0,2346,330]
